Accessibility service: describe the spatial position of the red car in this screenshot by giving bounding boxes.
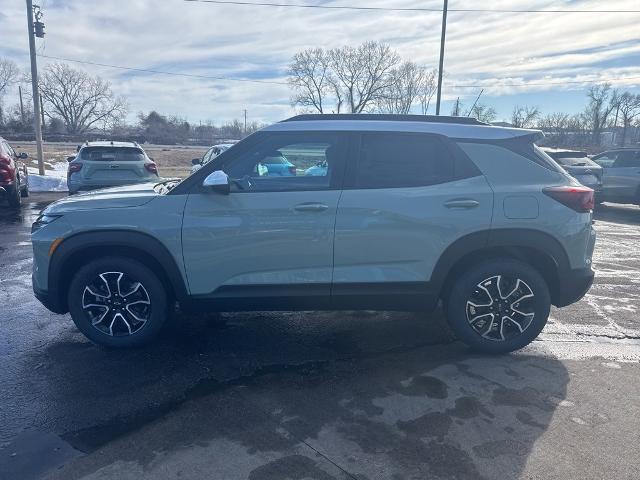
[0,137,29,208]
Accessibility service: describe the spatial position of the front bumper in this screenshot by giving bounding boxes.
[33,278,68,314]
[554,267,594,307]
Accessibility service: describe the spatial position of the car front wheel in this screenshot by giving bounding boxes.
[7,182,21,208]
[67,257,168,348]
[445,258,551,354]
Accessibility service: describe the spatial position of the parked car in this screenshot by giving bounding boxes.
[32,114,595,354]
[541,148,603,194]
[304,160,328,177]
[0,137,29,208]
[591,148,640,205]
[67,141,159,195]
[191,144,235,173]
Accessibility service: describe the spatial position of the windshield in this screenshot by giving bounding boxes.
[554,157,599,167]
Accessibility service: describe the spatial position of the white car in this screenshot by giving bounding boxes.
[191,144,235,173]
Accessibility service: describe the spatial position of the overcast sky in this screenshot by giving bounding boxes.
[2,0,640,125]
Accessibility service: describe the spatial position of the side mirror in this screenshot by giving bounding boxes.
[202,170,230,195]
[192,158,202,166]
[18,152,28,159]
[66,156,76,162]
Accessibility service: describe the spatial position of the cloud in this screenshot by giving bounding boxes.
[1,0,639,123]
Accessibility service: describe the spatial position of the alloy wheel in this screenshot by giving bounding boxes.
[465,274,536,342]
[82,271,151,336]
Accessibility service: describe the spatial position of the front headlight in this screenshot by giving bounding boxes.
[31,214,62,234]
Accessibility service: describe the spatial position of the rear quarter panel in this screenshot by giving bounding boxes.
[458,142,594,270]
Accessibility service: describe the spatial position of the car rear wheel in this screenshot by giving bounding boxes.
[20,179,29,197]
[67,257,168,348]
[445,258,550,354]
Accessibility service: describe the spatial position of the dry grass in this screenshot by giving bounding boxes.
[13,141,208,179]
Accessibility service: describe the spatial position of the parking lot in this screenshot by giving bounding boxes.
[1,193,639,480]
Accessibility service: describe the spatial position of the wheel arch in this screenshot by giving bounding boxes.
[432,229,569,307]
[49,230,189,313]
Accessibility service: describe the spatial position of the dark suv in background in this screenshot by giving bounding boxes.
[592,148,640,205]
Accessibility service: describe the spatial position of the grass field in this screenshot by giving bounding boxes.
[13,141,208,179]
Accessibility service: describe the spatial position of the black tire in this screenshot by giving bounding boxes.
[20,178,29,198]
[67,257,169,348]
[7,182,21,208]
[445,258,551,354]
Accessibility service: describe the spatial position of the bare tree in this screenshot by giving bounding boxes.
[539,112,570,146]
[0,58,20,124]
[0,58,19,96]
[511,105,540,128]
[419,68,437,115]
[39,63,127,133]
[288,48,331,114]
[469,103,497,123]
[615,92,640,146]
[328,41,400,113]
[584,83,618,145]
[378,62,426,114]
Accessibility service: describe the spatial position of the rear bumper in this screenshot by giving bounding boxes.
[554,267,594,307]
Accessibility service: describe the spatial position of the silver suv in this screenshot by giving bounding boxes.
[67,141,159,194]
[32,115,596,353]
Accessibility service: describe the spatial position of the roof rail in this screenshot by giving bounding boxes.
[282,114,488,126]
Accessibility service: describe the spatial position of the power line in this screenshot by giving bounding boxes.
[36,54,289,86]
[451,75,640,88]
[183,0,640,14]
[37,53,640,90]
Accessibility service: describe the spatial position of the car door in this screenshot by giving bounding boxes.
[593,151,622,199]
[181,131,349,304]
[333,132,493,307]
[605,151,640,200]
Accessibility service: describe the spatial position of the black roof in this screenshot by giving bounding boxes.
[282,114,488,126]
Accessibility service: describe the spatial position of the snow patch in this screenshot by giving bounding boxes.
[27,161,68,192]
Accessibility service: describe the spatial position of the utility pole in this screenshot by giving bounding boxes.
[435,0,448,116]
[40,93,45,131]
[18,85,25,124]
[26,0,45,175]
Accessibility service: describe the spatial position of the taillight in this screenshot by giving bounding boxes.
[145,162,158,175]
[68,163,82,174]
[0,154,11,166]
[288,166,297,176]
[543,185,594,213]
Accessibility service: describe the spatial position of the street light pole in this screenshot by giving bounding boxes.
[26,0,45,175]
[435,0,448,116]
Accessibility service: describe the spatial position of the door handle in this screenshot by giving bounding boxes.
[444,199,480,209]
[293,203,329,213]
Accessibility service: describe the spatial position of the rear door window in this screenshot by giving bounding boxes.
[593,152,618,168]
[80,147,146,162]
[613,151,640,168]
[354,133,456,189]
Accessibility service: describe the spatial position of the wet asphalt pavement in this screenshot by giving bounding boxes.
[1,193,639,480]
